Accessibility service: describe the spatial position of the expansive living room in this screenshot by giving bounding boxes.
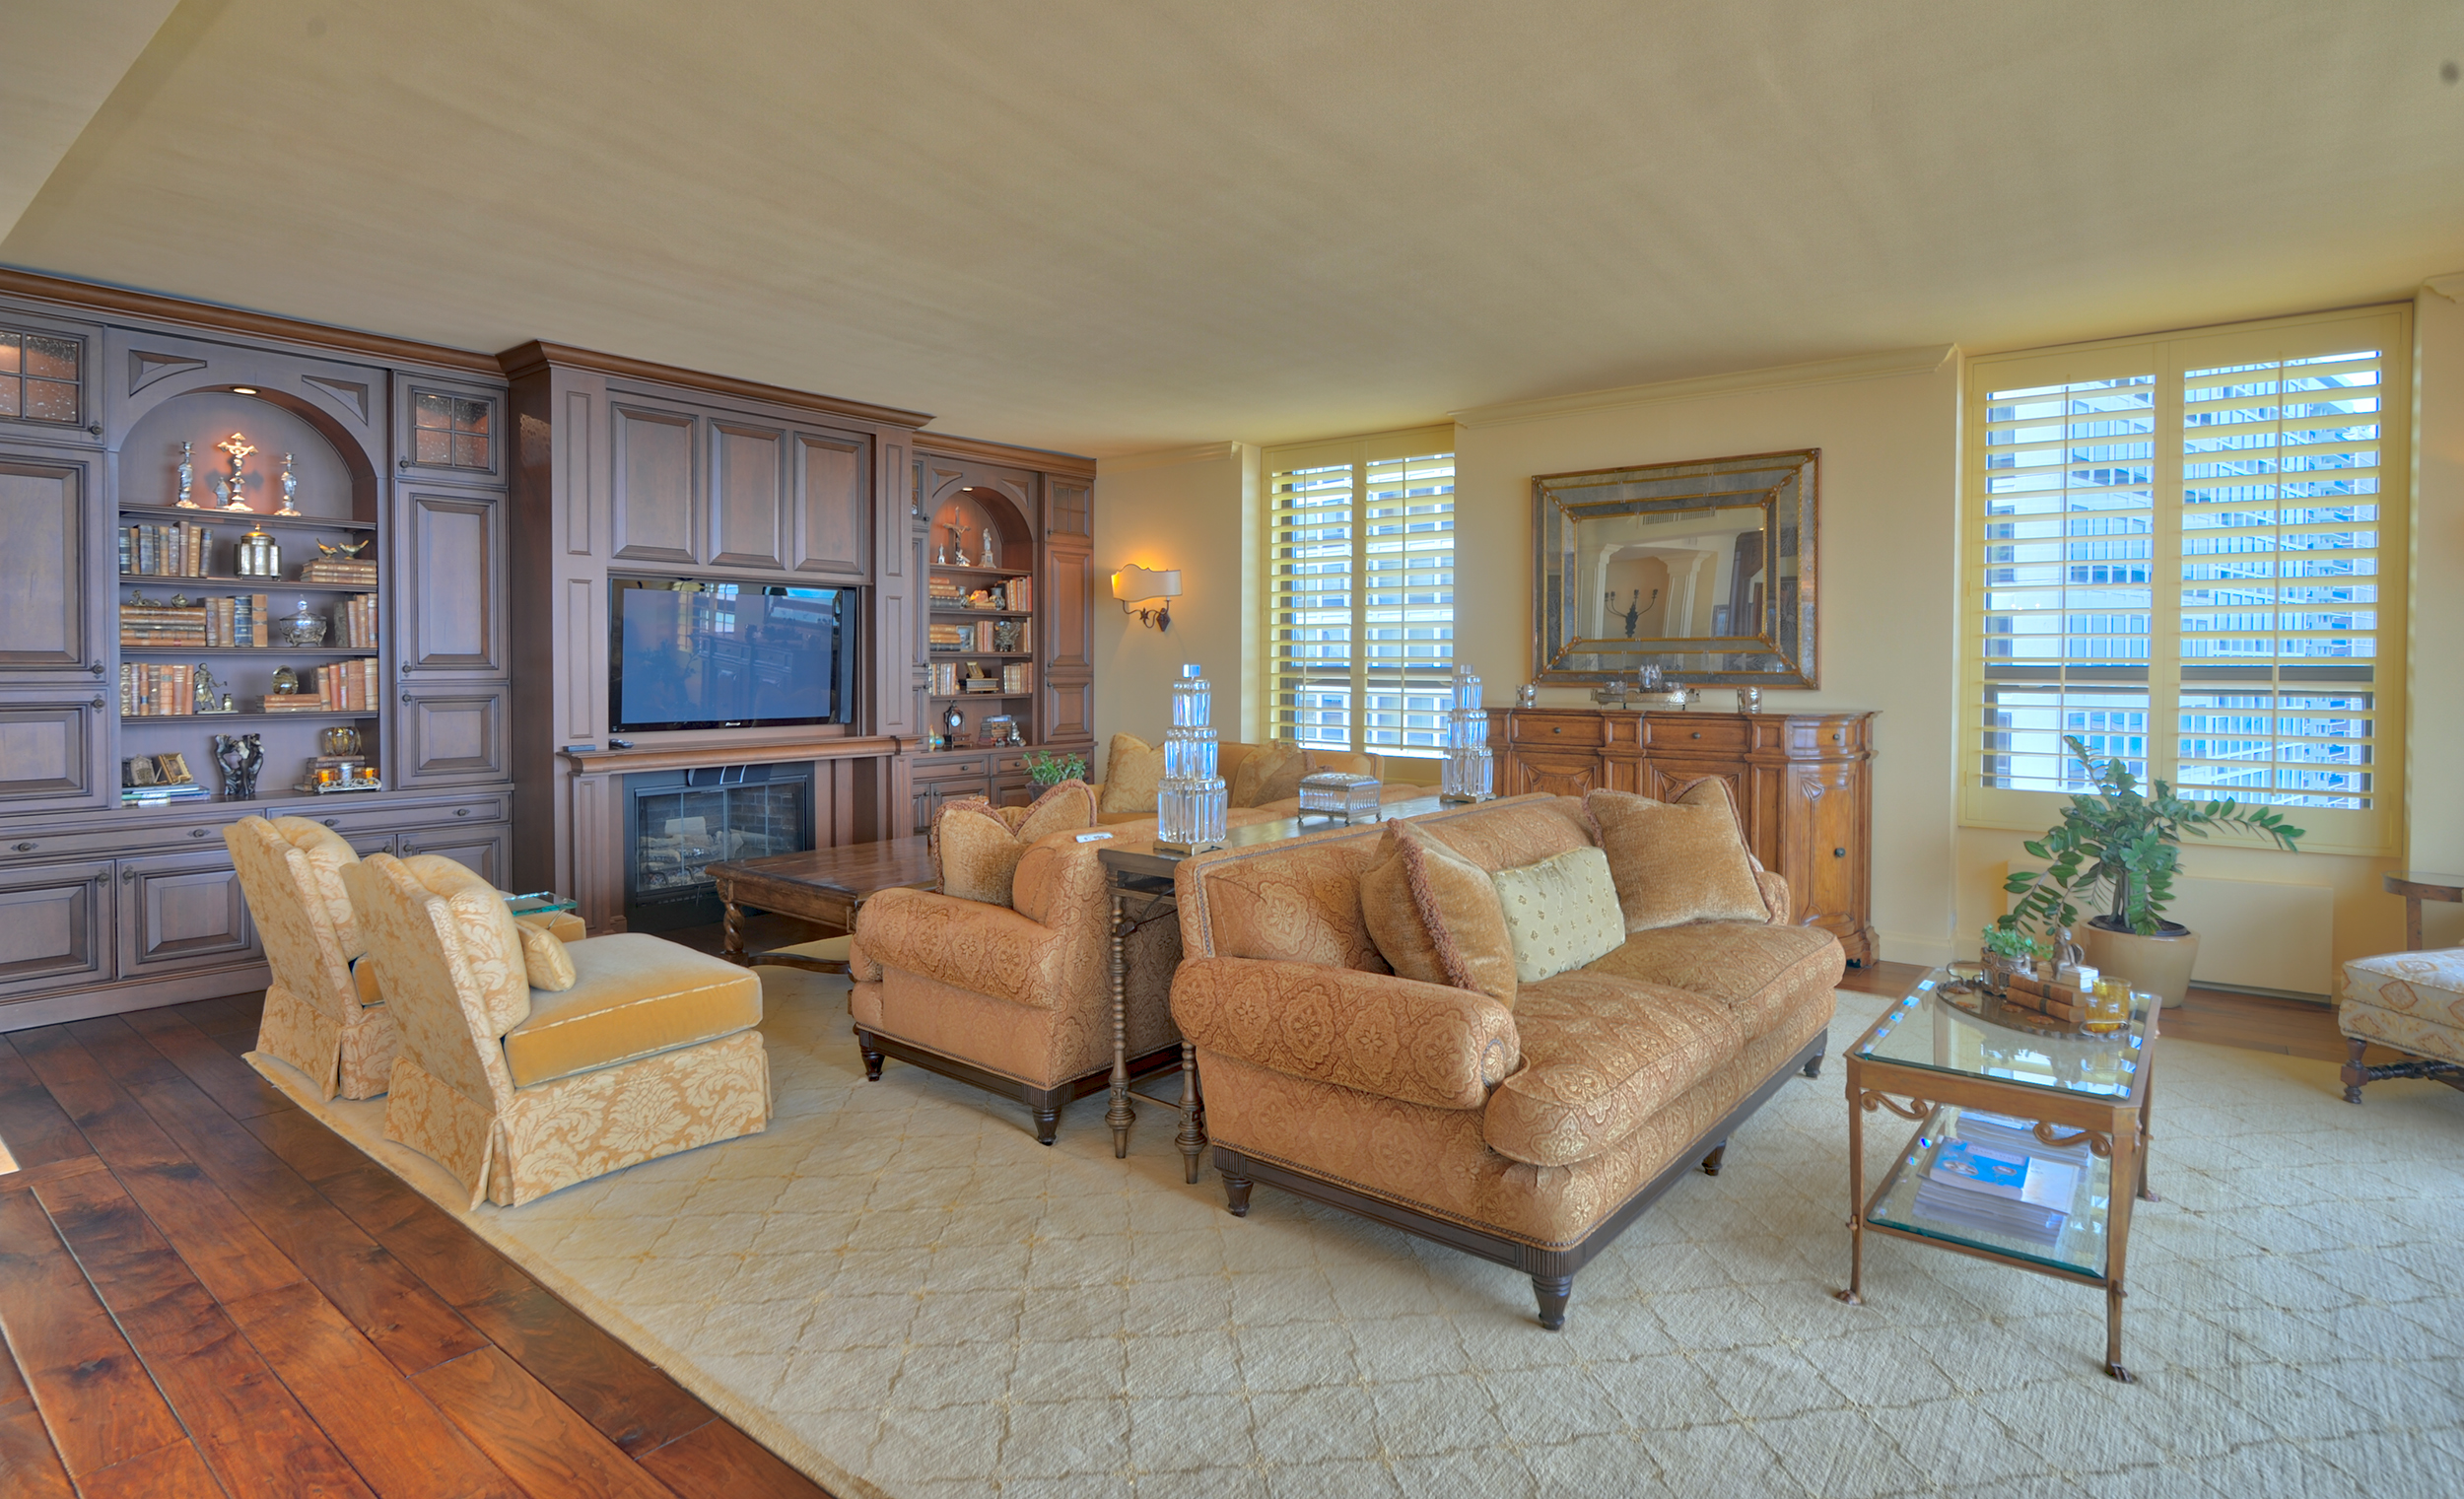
[0,4,2459,1497]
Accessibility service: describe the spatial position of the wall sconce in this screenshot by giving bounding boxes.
[1113,563,1181,632]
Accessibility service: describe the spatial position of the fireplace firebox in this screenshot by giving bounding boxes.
[622,763,812,931]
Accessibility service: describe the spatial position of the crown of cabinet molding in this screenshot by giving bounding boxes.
[0,265,505,376]
[495,340,934,430]
[1094,441,1250,475]
[1450,344,1959,428]
[914,430,1097,480]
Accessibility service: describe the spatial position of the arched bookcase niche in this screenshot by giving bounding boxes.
[928,483,1029,572]
[120,388,373,523]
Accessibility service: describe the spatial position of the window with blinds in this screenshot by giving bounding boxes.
[1263,427,1456,756]
[1963,307,2408,855]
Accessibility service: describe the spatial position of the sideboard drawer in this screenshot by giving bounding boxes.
[1644,715,1750,755]
[1507,712,1606,747]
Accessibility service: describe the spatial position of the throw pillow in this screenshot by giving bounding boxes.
[514,921,578,991]
[1489,847,1626,983]
[1584,779,1770,931]
[1358,818,1519,1006]
[1100,732,1166,814]
[1229,739,1308,807]
[397,853,532,1035]
[934,779,1098,907]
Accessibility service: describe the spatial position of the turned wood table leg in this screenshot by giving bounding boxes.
[720,888,746,966]
[1837,1076,1866,1307]
[2104,1124,2140,1383]
[1177,1041,1205,1185]
[1106,893,1135,1158]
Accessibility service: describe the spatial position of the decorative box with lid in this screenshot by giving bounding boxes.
[1154,663,1227,853]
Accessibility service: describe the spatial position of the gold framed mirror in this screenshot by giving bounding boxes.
[1532,448,1818,689]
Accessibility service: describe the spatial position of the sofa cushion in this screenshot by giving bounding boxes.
[515,921,578,991]
[1582,920,1845,1040]
[1414,794,1596,875]
[1491,847,1625,984]
[1484,970,1743,1167]
[1359,818,1518,1006]
[1230,739,1308,808]
[500,932,763,1088]
[935,780,1098,906]
[396,854,531,1036]
[1100,733,1166,815]
[1585,781,1769,930]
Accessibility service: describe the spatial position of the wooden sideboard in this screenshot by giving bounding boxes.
[1488,707,1879,965]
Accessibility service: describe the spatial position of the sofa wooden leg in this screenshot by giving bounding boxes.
[1533,1274,1574,1330]
[1032,1106,1061,1145]
[1221,1170,1254,1217]
[1803,1049,1825,1080]
[858,1042,884,1082]
[1699,1141,1728,1177]
[2342,1036,2368,1105]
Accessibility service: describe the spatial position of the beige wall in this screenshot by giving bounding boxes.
[1095,285,2464,983]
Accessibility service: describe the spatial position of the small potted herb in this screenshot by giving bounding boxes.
[1979,924,2044,990]
[1024,749,1088,788]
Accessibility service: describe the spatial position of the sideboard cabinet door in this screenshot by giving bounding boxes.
[0,687,108,811]
[608,400,701,566]
[706,419,787,570]
[400,485,507,676]
[117,849,258,977]
[397,687,510,786]
[0,450,100,681]
[789,427,869,579]
[0,858,113,1001]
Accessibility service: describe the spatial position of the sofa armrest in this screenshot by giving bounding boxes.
[1754,868,1791,923]
[854,886,1068,1009]
[1171,957,1518,1111]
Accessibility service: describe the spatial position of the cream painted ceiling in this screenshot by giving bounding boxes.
[7,1,2462,456]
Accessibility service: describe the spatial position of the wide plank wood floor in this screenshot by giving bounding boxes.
[0,992,831,1499]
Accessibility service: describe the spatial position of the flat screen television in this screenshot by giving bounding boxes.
[609,578,857,733]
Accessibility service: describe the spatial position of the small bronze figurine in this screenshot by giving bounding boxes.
[213,733,264,800]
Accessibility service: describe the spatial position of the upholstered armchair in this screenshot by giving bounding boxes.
[850,793,1183,1145]
[228,815,397,1101]
[348,852,772,1207]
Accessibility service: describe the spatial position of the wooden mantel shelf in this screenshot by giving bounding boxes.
[562,735,906,774]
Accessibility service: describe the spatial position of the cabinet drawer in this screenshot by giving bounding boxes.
[1644,715,1750,755]
[117,848,257,976]
[399,822,509,885]
[0,858,112,999]
[0,687,108,811]
[1785,716,1869,756]
[912,754,992,784]
[1507,711,1605,747]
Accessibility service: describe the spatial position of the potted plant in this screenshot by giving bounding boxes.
[1978,923,2044,990]
[1024,749,1088,788]
[1996,735,2304,1006]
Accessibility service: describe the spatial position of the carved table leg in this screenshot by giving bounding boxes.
[1837,1079,1866,1306]
[1177,1041,1205,1185]
[720,889,745,966]
[2104,1124,2139,1383]
[1106,893,1135,1158]
[2137,1053,2160,1202]
[2342,1035,2368,1106]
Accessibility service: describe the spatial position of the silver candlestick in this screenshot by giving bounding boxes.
[174,440,198,508]
[276,453,301,515]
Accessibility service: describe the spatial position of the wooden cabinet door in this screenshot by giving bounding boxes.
[706,419,787,570]
[1506,748,1601,798]
[0,858,112,1000]
[394,375,505,484]
[1780,760,1864,943]
[608,400,700,565]
[117,849,257,976]
[0,687,108,811]
[1038,495,1094,744]
[0,310,101,440]
[399,822,509,885]
[789,427,869,579]
[0,450,99,680]
[398,686,509,786]
[401,485,506,675]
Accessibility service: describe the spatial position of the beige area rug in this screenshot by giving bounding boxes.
[250,973,2464,1498]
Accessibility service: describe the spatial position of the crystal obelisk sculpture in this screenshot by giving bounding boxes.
[1155,663,1227,852]
[1440,662,1493,803]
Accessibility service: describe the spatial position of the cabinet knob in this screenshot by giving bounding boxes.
[322,818,339,828]
[397,456,412,470]
[123,869,137,883]
[89,661,103,676]
[401,661,412,674]
[12,842,34,852]
[1834,848,1846,857]
[401,692,412,705]
[191,828,210,839]
[1691,730,1701,739]
[1551,725,1562,734]
[90,696,104,709]
[454,807,470,817]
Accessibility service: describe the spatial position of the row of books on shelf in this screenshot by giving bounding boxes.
[121,662,207,716]
[121,521,216,578]
[1908,1111,2090,1250]
[124,595,267,647]
[269,659,383,713]
[331,594,379,647]
[926,619,1030,652]
[301,557,377,584]
[929,661,1036,695]
[927,576,1031,611]
[118,658,379,716]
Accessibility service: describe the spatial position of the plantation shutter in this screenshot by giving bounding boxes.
[1264,427,1455,755]
[1963,306,2409,856]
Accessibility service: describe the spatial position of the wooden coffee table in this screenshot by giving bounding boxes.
[708,837,938,973]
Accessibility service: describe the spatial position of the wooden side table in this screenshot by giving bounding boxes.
[707,838,938,973]
[1096,842,1208,1181]
[2386,870,2464,951]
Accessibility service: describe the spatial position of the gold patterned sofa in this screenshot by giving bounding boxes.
[1170,788,1842,1329]
[851,784,1184,1145]
[2336,946,2464,1103]
[228,815,396,1101]
[1091,735,1431,826]
[347,852,771,1207]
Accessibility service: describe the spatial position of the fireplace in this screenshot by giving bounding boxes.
[622,763,812,931]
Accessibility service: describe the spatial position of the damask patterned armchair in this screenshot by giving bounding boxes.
[228,816,396,1101]
[347,852,771,1208]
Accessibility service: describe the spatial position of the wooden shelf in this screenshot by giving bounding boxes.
[927,608,1031,619]
[925,650,1033,660]
[119,647,378,657]
[120,505,376,533]
[120,709,381,723]
[927,564,1030,579]
[118,575,379,594]
[927,693,1032,702]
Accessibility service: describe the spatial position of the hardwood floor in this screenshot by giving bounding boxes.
[0,994,831,1499]
[0,957,2367,1496]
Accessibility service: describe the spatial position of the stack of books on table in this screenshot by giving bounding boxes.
[299,555,377,585]
[1910,1111,2089,1250]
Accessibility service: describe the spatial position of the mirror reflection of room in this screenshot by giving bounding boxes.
[1582,504,1767,642]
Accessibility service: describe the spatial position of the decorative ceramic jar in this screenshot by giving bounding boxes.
[237,528,281,578]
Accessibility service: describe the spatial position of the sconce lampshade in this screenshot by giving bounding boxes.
[1112,564,1182,603]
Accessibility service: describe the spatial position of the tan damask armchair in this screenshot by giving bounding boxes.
[348,852,772,1207]
[228,815,397,1101]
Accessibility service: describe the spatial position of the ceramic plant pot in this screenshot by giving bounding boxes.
[2082,917,2200,1009]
